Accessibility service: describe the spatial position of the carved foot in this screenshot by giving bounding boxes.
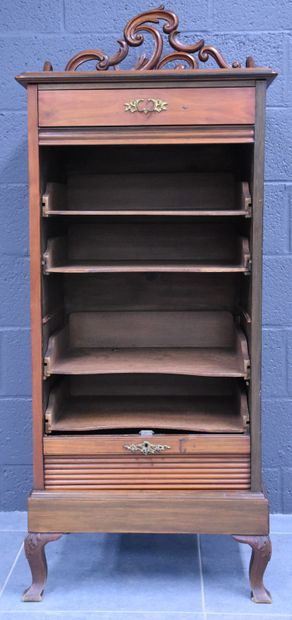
[233,535,272,603]
[22,532,63,602]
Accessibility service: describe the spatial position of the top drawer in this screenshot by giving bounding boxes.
[38,87,255,127]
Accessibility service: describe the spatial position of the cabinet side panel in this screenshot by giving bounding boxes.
[27,84,44,488]
[250,81,266,491]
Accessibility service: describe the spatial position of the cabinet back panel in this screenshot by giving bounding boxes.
[61,144,251,175]
[64,273,239,312]
[66,221,238,261]
[68,375,240,397]
[67,172,236,211]
[68,311,235,348]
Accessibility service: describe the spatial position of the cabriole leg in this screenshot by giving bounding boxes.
[22,532,63,602]
[233,535,272,603]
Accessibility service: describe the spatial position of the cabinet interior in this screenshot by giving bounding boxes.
[45,375,249,434]
[41,142,252,437]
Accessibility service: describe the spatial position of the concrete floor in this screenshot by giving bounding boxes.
[0,513,291,619]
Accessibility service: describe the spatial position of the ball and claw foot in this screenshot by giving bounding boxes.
[233,535,272,603]
[22,532,63,602]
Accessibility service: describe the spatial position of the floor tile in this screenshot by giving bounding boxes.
[0,614,204,620]
[207,615,292,620]
[0,533,24,593]
[0,533,202,613]
[201,534,292,615]
[270,513,292,533]
[0,512,26,532]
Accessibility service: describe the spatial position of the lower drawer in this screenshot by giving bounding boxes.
[43,434,250,491]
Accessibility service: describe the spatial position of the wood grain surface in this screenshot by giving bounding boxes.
[28,489,268,535]
[38,87,255,127]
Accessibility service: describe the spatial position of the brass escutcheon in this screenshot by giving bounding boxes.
[124,98,168,114]
[124,440,171,455]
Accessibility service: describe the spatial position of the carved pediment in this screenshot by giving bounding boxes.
[43,5,255,72]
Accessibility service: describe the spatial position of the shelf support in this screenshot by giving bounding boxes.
[23,532,63,602]
[232,535,272,603]
[43,359,50,379]
[240,181,252,218]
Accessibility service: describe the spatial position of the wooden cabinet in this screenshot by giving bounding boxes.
[16,7,276,605]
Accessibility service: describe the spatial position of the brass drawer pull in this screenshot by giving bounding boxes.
[124,440,171,455]
[124,98,168,114]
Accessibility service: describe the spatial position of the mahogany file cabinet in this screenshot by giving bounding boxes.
[16,7,277,604]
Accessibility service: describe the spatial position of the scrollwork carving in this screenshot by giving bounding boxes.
[43,5,254,72]
[157,52,198,70]
[198,45,240,69]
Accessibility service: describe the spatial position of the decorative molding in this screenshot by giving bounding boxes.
[38,125,255,147]
[43,5,255,72]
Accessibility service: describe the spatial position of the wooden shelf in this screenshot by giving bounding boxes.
[43,259,250,274]
[43,209,250,218]
[44,347,249,378]
[43,226,251,275]
[44,311,250,379]
[42,177,251,217]
[45,382,249,434]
